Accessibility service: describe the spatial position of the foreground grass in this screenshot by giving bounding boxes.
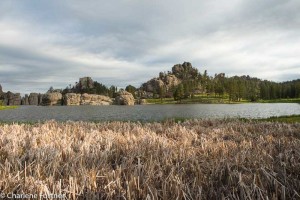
[0,120,299,199]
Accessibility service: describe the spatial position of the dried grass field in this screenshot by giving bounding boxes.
[0,119,299,199]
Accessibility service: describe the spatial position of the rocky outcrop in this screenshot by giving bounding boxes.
[79,77,94,89]
[140,62,201,98]
[29,93,39,105]
[3,92,21,106]
[0,84,2,94]
[63,93,112,105]
[63,93,81,106]
[114,91,135,105]
[172,62,198,79]
[81,93,112,105]
[41,92,62,106]
[21,95,29,105]
[141,74,181,93]
[142,78,164,93]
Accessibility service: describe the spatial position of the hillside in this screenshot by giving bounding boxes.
[140,62,300,102]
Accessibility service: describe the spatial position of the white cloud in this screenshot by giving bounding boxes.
[0,0,299,94]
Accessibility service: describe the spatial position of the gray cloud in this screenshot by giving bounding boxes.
[0,0,299,94]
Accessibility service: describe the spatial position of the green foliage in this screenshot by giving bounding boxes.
[158,85,166,102]
[125,85,137,98]
[109,86,117,98]
[173,84,184,102]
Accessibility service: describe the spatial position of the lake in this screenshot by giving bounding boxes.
[0,103,300,122]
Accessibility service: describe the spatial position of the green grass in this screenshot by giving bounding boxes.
[239,115,300,123]
[145,98,176,104]
[0,105,18,110]
[146,95,300,104]
[258,115,300,123]
[146,94,250,104]
[258,98,300,103]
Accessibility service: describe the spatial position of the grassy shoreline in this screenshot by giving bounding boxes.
[0,105,18,110]
[145,96,300,104]
[0,119,299,199]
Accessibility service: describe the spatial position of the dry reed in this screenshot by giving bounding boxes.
[0,119,299,199]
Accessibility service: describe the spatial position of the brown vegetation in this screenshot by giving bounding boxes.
[0,120,299,199]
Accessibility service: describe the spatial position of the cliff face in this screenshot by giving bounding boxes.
[63,93,113,105]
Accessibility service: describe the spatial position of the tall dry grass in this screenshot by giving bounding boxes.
[0,119,299,199]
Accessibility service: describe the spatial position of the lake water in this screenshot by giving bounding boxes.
[0,103,300,122]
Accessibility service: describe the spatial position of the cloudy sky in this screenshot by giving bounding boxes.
[0,0,299,94]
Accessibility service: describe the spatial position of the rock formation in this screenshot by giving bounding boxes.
[63,93,81,106]
[29,93,39,105]
[21,95,29,105]
[114,91,135,105]
[172,62,198,79]
[79,77,94,89]
[3,92,21,106]
[81,93,112,105]
[140,62,201,98]
[41,92,62,106]
[63,93,112,105]
[141,74,181,94]
[0,84,2,94]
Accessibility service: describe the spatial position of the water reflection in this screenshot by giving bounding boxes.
[0,103,299,122]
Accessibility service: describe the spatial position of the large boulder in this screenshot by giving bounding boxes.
[114,91,135,105]
[81,93,112,105]
[41,92,62,106]
[29,93,39,105]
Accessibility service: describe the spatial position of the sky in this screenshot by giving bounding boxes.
[0,0,299,94]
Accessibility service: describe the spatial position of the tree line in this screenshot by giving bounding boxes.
[57,71,299,102]
[172,72,300,102]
